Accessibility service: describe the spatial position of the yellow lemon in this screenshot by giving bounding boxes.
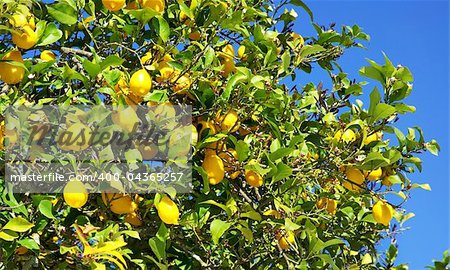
[364,131,383,145]
[156,195,180,225]
[221,57,235,77]
[222,44,234,58]
[102,0,125,11]
[102,193,138,214]
[57,122,92,151]
[172,74,192,94]
[217,109,239,132]
[12,25,37,49]
[326,199,338,215]
[63,180,89,209]
[125,212,143,226]
[40,50,56,61]
[316,197,327,209]
[0,50,25,84]
[341,129,356,144]
[203,154,225,185]
[112,106,139,133]
[139,0,165,12]
[129,69,152,97]
[237,45,247,60]
[344,167,364,191]
[245,170,263,188]
[373,200,394,226]
[365,167,383,181]
[277,230,295,250]
[9,13,28,28]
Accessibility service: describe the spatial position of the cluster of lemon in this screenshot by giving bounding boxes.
[196,110,264,188]
[329,128,396,226]
[63,180,180,226]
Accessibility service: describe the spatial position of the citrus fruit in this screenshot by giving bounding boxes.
[125,212,143,226]
[63,180,89,209]
[139,0,165,12]
[40,50,56,61]
[156,195,180,225]
[277,230,295,250]
[102,0,125,11]
[245,170,263,187]
[202,154,225,185]
[365,167,383,181]
[0,50,25,84]
[344,167,364,191]
[12,25,37,49]
[364,131,383,145]
[341,129,356,144]
[102,193,138,214]
[111,106,139,133]
[129,69,152,97]
[57,122,92,151]
[372,200,394,226]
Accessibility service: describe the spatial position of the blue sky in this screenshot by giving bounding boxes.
[291,0,449,267]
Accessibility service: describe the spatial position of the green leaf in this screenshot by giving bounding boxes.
[221,73,247,102]
[2,217,34,232]
[157,16,170,42]
[269,148,293,161]
[100,55,124,70]
[299,45,325,58]
[126,8,159,24]
[156,223,169,242]
[82,59,101,78]
[241,210,261,221]
[47,3,78,25]
[210,219,231,244]
[149,237,166,261]
[359,66,384,83]
[38,200,55,219]
[290,0,313,21]
[18,238,40,250]
[273,163,292,182]
[371,103,396,123]
[360,152,390,170]
[37,22,62,46]
[368,87,381,116]
[315,254,340,270]
[199,200,232,217]
[425,140,440,156]
[235,140,250,162]
[410,183,431,191]
[236,224,253,243]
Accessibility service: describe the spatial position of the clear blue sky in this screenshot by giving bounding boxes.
[291,0,449,267]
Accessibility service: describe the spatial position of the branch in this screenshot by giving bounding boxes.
[61,47,93,58]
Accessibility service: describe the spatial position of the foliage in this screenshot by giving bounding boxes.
[0,0,441,269]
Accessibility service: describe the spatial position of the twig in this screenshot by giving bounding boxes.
[61,47,93,58]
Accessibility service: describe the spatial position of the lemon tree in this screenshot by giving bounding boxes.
[0,0,442,269]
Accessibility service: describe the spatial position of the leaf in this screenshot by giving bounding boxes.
[38,200,55,219]
[199,200,232,217]
[0,230,18,241]
[157,16,170,42]
[82,59,101,78]
[125,8,159,24]
[47,3,78,25]
[221,73,247,102]
[237,225,253,243]
[368,87,381,116]
[210,219,231,244]
[38,22,62,46]
[18,238,40,250]
[269,148,293,161]
[359,66,384,83]
[410,183,431,191]
[2,217,34,232]
[100,55,124,70]
[290,0,313,21]
[299,45,325,58]
[360,152,390,170]
[315,254,340,270]
[149,237,166,261]
[371,103,396,123]
[241,210,261,221]
[273,163,292,182]
[425,140,440,156]
[235,140,250,162]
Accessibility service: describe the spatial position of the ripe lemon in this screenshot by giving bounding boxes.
[112,106,139,133]
[125,212,143,226]
[63,180,89,209]
[102,193,138,214]
[12,25,37,49]
[372,200,394,226]
[221,57,235,77]
[217,109,239,132]
[277,230,295,250]
[156,66,177,83]
[237,45,247,60]
[57,122,92,151]
[365,167,383,181]
[0,50,25,85]
[156,195,180,225]
[341,129,356,144]
[203,154,225,185]
[245,170,263,187]
[316,197,327,209]
[222,44,234,58]
[130,69,152,97]
[326,199,338,215]
[139,0,165,12]
[364,131,383,145]
[102,0,125,11]
[40,50,56,61]
[172,74,192,94]
[9,13,28,28]
[344,167,364,191]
